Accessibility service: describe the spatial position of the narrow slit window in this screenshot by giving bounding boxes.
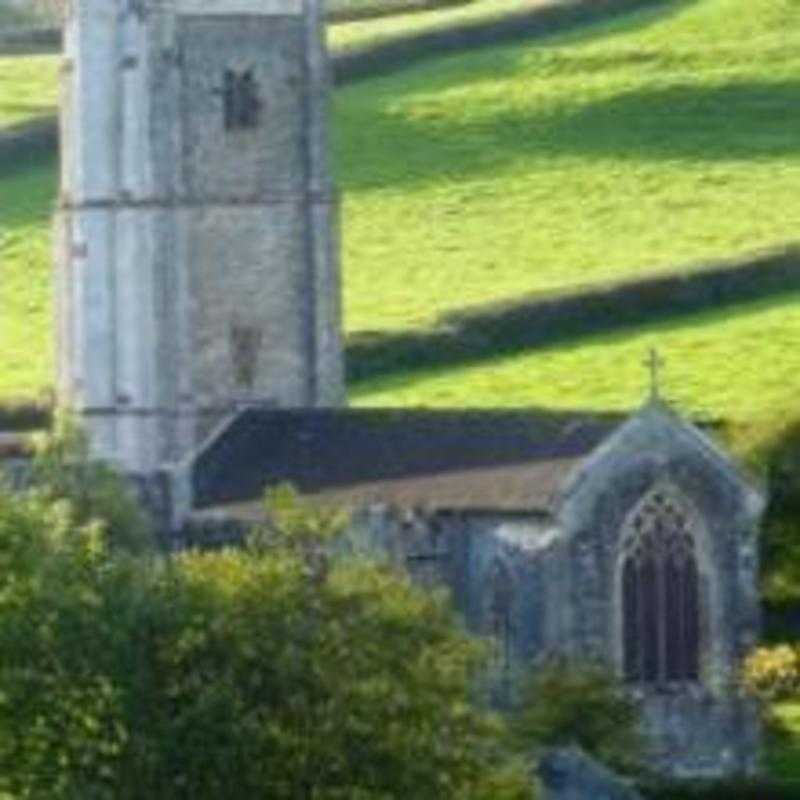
[222,68,261,130]
[486,559,515,672]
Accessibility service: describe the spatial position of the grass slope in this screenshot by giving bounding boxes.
[2,0,800,432]
[337,0,800,334]
[329,0,557,50]
[0,152,55,401]
[335,0,800,424]
[350,291,800,427]
[0,54,57,127]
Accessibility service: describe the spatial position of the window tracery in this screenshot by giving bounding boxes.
[620,487,701,685]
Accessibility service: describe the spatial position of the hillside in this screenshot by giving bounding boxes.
[2,0,800,435]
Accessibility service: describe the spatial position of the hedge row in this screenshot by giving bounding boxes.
[347,247,800,384]
[328,0,473,23]
[333,0,666,83]
[0,25,58,54]
[5,248,799,431]
[0,400,50,432]
[0,0,665,162]
[0,0,474,45]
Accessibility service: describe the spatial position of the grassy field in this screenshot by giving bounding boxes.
[0,54,57,127]
[334,0,800,423]
[349,291,800,426]
[0,0,561,125]
[2,0,800,433]
[0,0,477,27]
[329,0,557,49]
[0,150,54,402]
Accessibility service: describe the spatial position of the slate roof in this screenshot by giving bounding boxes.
[193,407,623,513]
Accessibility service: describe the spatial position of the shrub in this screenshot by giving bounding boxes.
[0,485,533,799]
[511,657,645,776]
[27,412,153,553]
[742,644,800,702]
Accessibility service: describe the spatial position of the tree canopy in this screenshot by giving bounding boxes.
[0,484,532,798]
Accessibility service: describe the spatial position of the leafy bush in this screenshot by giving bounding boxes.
[26,412,153,553]
[739,418,800,610]
[0,485,532,799]
[742,645,800,702]
[511,658,645,776]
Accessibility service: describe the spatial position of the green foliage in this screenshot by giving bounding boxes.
[511,658,645,776]
[0,485,532,798]
[0,490,133,799]
[735,419,800,610]
[764,701,800,786]
[742,645,800,703]
[25,412,153,553]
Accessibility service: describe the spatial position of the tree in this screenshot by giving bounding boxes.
[0,484,533,798]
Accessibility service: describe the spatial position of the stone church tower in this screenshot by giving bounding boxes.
[55,0,344,476]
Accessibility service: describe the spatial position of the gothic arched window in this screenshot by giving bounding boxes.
[620,487,700,684]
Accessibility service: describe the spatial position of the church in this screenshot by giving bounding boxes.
[55,0,764,779]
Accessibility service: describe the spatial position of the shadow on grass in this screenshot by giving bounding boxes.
[340,79,800,190]
[0,103,55,116]
[547,80,800,162]
[335,0,692,83]
[0,147,57,227]
[346,248,800,386]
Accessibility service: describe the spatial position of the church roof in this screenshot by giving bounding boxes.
[192,408,622,514]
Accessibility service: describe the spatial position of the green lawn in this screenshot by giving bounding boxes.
[3,0,800,432]
[336,0,800,336]
[328,0,556,50]
[0,151,55,402]
[0,54,57,127]
[349,291,800,428]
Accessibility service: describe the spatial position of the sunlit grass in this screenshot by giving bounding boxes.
[349,291,800,431]
[0,54,58,126]
[0,152,56,400]
[328,0,555,50]
[3,0,800,426]
[335,0,800,334]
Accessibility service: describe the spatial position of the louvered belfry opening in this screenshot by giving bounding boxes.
[621,488,701,685]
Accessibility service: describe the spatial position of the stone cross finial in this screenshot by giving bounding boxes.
[645,347,664,400]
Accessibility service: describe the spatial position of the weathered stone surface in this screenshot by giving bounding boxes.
[56,0,344,479]
[538,748,642,800]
